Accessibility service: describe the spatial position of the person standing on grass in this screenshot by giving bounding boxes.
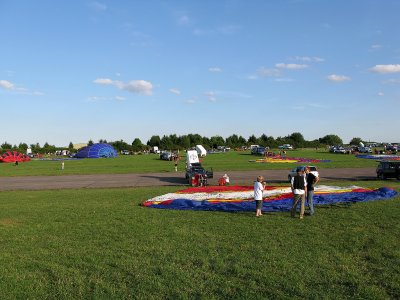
[254,176,266,217]
[305,166,319,216]
[290,169,307,219]
[173,155,179,172]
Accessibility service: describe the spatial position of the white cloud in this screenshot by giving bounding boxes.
[275,63,308,70]
[327,74,351,82]
[369,64,400,74]
[247,75,258,80]
[178,15,190,25]
[93,78,153,96]
[308,103,329,109]
[257,67,282,77]
[169,88,181,95]
[123,80,153,95]
[274,78,294,82]
[90,1,107,11]
[87,96,126,102]
[371,44,382,50]
[0,79,42,95]
[0,79,14,90]
[217,25,241,35]
[193,24,241,36]
[378,92,384,96]
[93,78,114,85]
[208,67,222,72]
[291,105,305,110]
[292,56,324,62]
[87,96,107,102]
[205,91,216,102]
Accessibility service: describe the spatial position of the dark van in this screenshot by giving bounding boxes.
[376,161,400,180]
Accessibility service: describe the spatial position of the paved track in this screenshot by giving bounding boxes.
[0,168,378,191]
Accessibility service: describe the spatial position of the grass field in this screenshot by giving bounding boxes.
[1,180,399,299]
[0,149,379,177]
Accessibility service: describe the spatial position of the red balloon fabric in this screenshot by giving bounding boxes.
[0,151,31,163]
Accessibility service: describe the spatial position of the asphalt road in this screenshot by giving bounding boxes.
[0,168,379,191]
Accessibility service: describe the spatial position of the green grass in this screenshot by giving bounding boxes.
[0,149,378,177]
[0,180,399,299]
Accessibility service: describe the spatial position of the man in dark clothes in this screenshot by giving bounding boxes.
[290,169,307,219]
[305,166,319,216]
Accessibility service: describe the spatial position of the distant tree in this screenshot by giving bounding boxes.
[178,135,191,149]
[306,139,323,148]
[132,138,144,152]
[238,135,247,146]
[258,134,276,148]
[30,143,41,153]
[247,135,258,145]
[349,137,363,145]
[147,135,161,147]
[210,135,225,149]
[226,134,239,148]
[168,134,179,148]
[1,142,12,150]
[111,140,130,151]
[18,143,28,151]
[42,142,56,154]
[99,139,108,143]
[187,134,203,147]
[288,132,305,147]
[201,137,211,149]
[160,135,173,150]
[68,142,74,151]
[88,140,94,146]
[319,134,343,146]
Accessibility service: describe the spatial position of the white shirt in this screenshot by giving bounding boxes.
[254,181,264,200]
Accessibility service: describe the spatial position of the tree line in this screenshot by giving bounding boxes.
[0,133,359,154]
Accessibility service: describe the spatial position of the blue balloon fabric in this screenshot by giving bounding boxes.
[75,143,118,158]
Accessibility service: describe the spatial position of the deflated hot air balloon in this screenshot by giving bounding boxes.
[142,185,397,212]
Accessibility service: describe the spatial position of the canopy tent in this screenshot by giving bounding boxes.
[0,151,31,163]
[142,185,397,212]
[75,143,118,158]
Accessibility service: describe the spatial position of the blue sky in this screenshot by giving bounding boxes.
[1,0,399,146]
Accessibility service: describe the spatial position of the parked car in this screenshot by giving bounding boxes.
[329,146,346,153]
[376,161,400,180]
[358,146,372,153]
[185,163,213,183]
[251,146,268,155]
[288,166,319,182]
[160,151,173,161]
[279,144,293,150]
[121,149,130,155]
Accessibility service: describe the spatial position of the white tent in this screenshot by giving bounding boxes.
[196,145,207,157]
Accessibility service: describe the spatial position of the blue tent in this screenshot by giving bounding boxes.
[75,143,118,158]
